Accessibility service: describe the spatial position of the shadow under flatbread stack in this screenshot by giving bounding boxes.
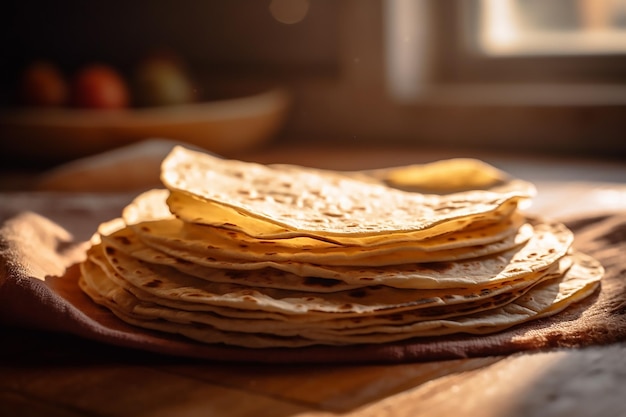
[78,146,604,349]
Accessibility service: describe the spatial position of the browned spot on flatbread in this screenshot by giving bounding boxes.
[417,262,454,272]
[225,270,251,280]
[303,277,344,288]
[114,236,131,245]
[144,279,163,288]
[348,289,369,298]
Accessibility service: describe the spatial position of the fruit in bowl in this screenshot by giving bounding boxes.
[71,64,130,109]
[2,57,289,161]
[132,55,197,107]
[19,61,69,107]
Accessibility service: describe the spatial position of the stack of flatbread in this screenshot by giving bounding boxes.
[78,146,604,348]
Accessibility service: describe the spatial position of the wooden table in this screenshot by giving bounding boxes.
[3,327,626,417]
[2,143,626,417]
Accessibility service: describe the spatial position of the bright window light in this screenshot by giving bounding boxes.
[479,0,626,56]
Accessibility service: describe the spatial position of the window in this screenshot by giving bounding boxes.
[478,0,626,56]
[385,0,626,104]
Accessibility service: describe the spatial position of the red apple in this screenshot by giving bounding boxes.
[72,64,129,109]
[19,61,69,107]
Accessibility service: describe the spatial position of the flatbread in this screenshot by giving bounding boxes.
[136,189,527,251]
[376,158,511,193]
[166,191,521,245]
[161,146,534,239]
[89,242,567,318]
[99,219,363,293]
[78,251,602,348]
[100,216,573,290]
[123,190,534,267]
[73,146,603,350]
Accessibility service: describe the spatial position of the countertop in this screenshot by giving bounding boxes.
[2,143,626,417]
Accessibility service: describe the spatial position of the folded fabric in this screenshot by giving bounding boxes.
[1,194,625,363]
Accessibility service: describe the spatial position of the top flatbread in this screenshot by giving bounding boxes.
[123,189,533,267]
[166,191,520,245]
[161,146,534,238]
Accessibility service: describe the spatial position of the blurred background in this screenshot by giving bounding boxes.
[1,0,626,175]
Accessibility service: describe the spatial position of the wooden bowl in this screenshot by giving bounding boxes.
[0,88,290,163]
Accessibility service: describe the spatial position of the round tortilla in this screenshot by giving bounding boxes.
[100,216,573,290]
[78,251,602,348]
[89,242,567,318]
[74,146,603,351]
[161,146,534,239]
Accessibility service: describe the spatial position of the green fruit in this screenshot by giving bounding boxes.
[133,58,195,107]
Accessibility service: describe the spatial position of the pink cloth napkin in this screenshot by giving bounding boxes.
[1,193,625,364]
